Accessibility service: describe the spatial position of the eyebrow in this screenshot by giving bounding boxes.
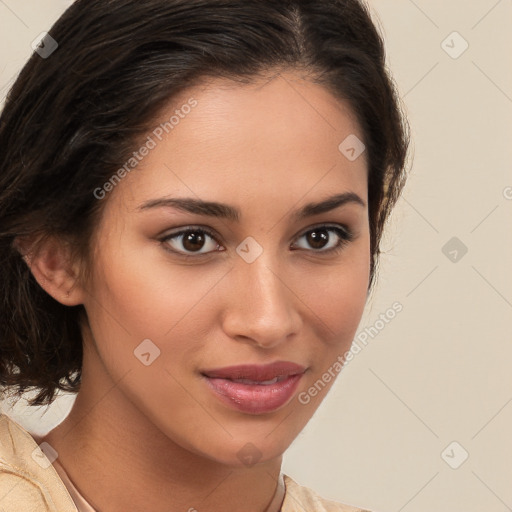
[137,192,365,222]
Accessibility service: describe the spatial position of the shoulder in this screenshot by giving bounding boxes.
[281,474,373,512]
[0,412,78,512]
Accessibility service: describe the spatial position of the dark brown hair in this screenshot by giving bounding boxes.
[0,0,409,407]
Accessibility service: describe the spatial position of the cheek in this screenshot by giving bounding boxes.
[302,243,370,348]
[84,242,223,362]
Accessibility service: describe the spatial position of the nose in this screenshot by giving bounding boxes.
[221,257,302,349]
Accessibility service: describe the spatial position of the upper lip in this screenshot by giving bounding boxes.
[201,361,307,381]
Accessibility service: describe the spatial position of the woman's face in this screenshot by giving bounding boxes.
[79,71,370,467]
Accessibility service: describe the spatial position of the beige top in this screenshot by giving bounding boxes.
[0,413,371,512]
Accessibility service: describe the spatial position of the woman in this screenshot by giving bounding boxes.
[0,0,409,510]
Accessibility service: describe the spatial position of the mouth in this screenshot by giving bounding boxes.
[200,361,307,414]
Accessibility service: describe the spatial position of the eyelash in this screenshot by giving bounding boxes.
[158,224,354,258]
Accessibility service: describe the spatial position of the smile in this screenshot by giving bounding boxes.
[201,361,306,414]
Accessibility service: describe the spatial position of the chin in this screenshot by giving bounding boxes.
[163,418,298,469]
[201,436,290,469]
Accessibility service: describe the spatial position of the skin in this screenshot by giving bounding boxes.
[26,70,370,512]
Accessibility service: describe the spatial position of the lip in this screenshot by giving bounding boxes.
[201,361,306,415]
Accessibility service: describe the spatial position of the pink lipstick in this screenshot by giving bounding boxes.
[201,361,306,414]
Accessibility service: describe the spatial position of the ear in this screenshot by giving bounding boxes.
[13,234,86,306]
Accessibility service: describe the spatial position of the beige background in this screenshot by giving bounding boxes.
[1,1,511,511]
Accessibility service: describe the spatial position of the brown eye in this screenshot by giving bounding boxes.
[293,225,353,254]
[305,229,329,250]
[160,228,221,255]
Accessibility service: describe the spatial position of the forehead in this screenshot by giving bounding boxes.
[105,71,368,217]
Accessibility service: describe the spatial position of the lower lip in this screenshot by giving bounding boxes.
[203,374,303,414]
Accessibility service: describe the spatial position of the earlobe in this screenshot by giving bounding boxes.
[14,234,86,306]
